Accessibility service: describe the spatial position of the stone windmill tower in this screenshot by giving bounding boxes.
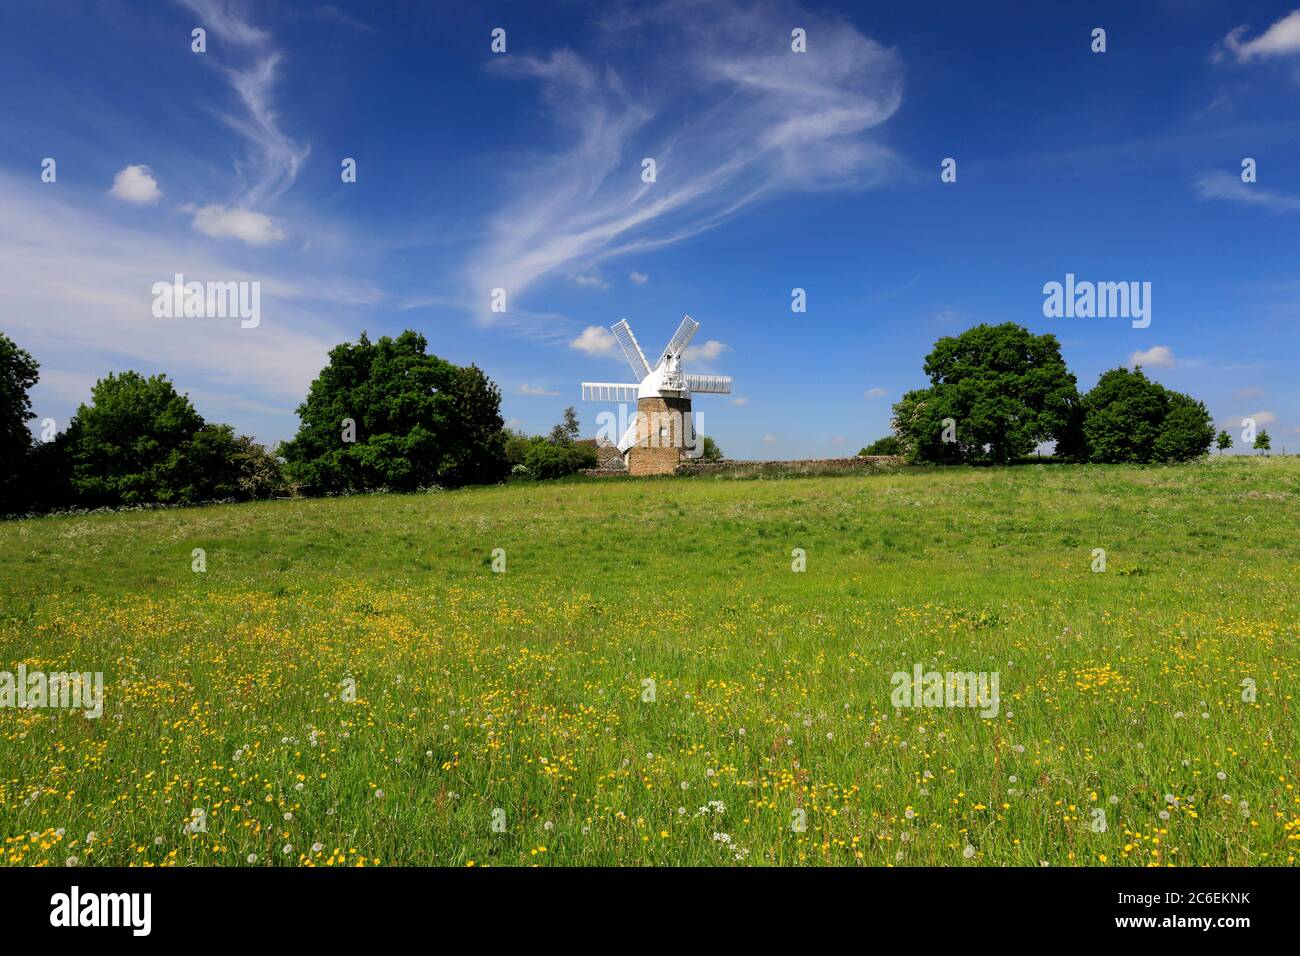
[582,316,732,476]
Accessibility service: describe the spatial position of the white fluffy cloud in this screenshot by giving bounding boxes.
[628,271,649,284]
[570,325,618,356]
[1128,345,1174,368]
[571,273,610,289]
[761,434,777,445]
[109,165,162,204]
[1221,9,1300,62]
[684,340,730,363]
[519,383,559,396]
[190,204,286,245]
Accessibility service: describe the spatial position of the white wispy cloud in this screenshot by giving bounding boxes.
[176,0,308,240]
[109,165,162,204]
[761,434,777,445]
[569,325,618,356]
[628,270,649,284]
[1128,345,1174,368]
[571,273,610,289]
[463,0,903,329]
[864,387,887,398]
[518,383,559,396]
[1193,171,1300,212]
[730,396,749,406]
[1234,386,1265,400]
[1219,8,1300,62]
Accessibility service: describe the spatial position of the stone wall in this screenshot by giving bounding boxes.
[675,455,904,476]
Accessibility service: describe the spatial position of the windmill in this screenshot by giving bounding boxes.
[582,315,731,476]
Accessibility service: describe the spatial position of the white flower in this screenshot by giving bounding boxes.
[962,845,976,859]
[282,843,293,855]
[283,812,293,821]
[65,856,78,867]
[311,842,324,853]
[247,853,258,863]
[374,789,385,799]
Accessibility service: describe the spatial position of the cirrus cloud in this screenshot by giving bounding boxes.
[464,0,904,330]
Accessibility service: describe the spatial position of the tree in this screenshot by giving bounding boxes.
[892,323,1080,464]
[1152,389,1215,463]
[859,435,902,456]
[54,371,281,507]
[280,331,508,492]
[172,426,286,501]
[701,436,724,461]
[1078,367,1212,463]
[521,436,596,479]
[547,406,581,445]
[0,332,40,499]
[1255,429,1271,454]
[1216,430,1233,454]
[61,371,206,506]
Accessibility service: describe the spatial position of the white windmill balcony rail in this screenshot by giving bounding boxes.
[684,374,731,394]
[582,382,641,403]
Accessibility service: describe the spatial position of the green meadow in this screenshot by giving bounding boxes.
[0,457,1296,866]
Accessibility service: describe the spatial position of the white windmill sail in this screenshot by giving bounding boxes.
[581,383,641,403]
[611,319,651,381]
[654,315,699,369]
[684,374,731,393]
[616,418,640,453]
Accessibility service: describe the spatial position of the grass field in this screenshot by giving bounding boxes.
[1,458,1297,867]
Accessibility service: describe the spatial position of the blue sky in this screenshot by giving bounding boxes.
[3,0,1299,459]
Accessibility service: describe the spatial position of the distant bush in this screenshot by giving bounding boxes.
[859,435,902,456]
[522,438,596,479]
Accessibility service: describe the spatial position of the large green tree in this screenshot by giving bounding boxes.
[892,323,1080,464]
[1078,367,1212,463]
[62,371,206,506]
[0,332,40,499]
[55,371,283,507]
[280,331,508,491]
